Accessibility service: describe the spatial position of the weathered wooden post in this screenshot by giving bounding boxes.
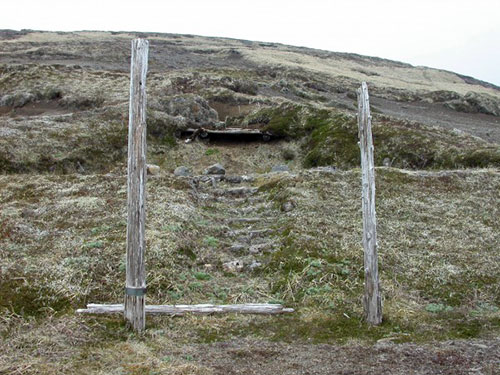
[124,38,149,332]
[357,82,382,325]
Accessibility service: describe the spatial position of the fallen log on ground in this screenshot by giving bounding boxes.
[76,303,294,315]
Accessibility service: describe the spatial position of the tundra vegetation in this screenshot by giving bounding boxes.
[0,30,499,374]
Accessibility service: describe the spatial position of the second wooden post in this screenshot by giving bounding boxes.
[124,38,149,332]
[357,82,382,325]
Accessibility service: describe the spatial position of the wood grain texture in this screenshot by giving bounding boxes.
[124,38,149,332]
[77,303,295,315]
[357,82,382,325]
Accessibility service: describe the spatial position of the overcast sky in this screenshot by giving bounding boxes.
[2,0,499,86]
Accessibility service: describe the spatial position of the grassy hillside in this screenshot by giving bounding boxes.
[0,30,499,374]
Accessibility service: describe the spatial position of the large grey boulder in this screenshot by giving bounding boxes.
[204,163,226,175]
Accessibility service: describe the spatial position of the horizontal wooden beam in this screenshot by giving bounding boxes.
[186,128,271,135]
[76,303,294,315]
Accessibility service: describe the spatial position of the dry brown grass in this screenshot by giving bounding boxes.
[0,168,498,373]
[3,31,498,99]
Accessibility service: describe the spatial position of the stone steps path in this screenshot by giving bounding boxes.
[189,169,285,274]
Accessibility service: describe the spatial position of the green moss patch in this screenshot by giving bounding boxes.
[303,112,359,168]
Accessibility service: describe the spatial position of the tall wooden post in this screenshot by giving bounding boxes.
[357,82,382,325]
[124,38,149,332]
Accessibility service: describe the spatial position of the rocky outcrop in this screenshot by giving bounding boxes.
[462,92,500,116]
[414,90,500,117]
[422,90,461,103]
[160,94,218,127]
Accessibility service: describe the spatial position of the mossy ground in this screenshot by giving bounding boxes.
[236,104,500,170]
[1,168,498,373]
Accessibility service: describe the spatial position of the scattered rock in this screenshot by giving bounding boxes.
[249,242,274,254]
[382,158,392,167]
[223,175,243,184]
[223,260,244,273]
[227,217,261,224]
[271,164,290,173]
[174,166,192,176]
[210,176,218,188]
[21,208,36,218]
[204,163,226,175]
[281,200,295,212]
[248,260,262,271]
[147,164,160,175]
[199,175,223,184]
[228,244,246,253]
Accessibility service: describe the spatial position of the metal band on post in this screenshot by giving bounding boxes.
[125,287,147,297]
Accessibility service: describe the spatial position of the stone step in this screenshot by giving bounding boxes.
[221,175,255,184]
[249,242,277,254]
[192,175,255,186]
[225,228,274,242]
[213,187,259,197]
[228,243,247,253]
[225,217,263,224]
[219,204,273,216]
[202,213,275,225]
[199,195,267,206]
[237,203,272,214]
[189,176,256,193]
[222,258,262,273]
[227,241,277,255]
